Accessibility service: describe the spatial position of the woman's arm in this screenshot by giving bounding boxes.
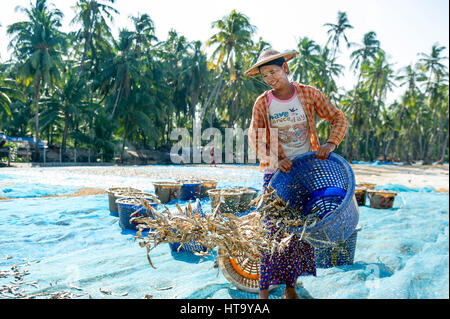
[311,87,348,160]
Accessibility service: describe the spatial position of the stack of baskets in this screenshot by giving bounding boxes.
[115,193,159,230]
[106,187,142,216]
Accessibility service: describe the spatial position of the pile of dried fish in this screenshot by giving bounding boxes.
[134,187,323,268]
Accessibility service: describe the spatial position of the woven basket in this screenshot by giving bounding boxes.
[268,152,359,248]
[314,225,362,268]
[238,188,258,212]
[367,190,397,209]
[152,181,182,203]
[116,197,156,230]
[200,180,218,198]
[178,180,202,201]
[208,188,242,214]
[354,187,367,206]
[217,214,277,293]
[106,187,142,215]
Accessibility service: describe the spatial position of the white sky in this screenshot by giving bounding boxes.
[1,0,449,104]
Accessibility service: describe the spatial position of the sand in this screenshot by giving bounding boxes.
[1,163,448,201]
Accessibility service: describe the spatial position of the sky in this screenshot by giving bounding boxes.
[0,0,449,104]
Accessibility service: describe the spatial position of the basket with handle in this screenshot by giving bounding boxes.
[268,152,359,248]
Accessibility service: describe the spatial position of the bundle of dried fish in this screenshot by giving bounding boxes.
[134,187,323,268]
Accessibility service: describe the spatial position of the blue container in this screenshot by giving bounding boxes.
[179,182,202,201]
[314,225,362,268]
[169,199,208,253]
[116,197,157,230]
[268,152,358,247]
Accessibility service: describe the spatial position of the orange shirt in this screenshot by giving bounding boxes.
[248,82,348,171]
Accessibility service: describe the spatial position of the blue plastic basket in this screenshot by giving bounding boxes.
[314,225,362,268]
[179,182,202,201]
[169,199,208,253]
[268,152,359,247]
[116,197,157,230]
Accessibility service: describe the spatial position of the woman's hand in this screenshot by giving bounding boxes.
[316,142,336,160]
[277,158,293,173]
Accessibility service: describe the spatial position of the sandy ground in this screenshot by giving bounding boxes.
[1,163,448,199]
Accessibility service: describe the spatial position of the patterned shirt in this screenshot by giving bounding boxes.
[248,82,348,171]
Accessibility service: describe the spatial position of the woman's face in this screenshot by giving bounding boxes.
[260,63,290,90]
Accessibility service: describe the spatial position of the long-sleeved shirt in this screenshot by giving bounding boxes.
[248,82,348,172]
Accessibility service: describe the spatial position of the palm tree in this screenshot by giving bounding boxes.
[71,0,118,73]
[7,0,66,161]
[417,43,448,163]
[290,37,322,84]
[345,31,380,159]
[324,11,353,59]
[0,64,13,119]
[130,13,157,58]
[203,10,256,127]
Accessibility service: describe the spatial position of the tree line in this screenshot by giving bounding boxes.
[0,0,448,164]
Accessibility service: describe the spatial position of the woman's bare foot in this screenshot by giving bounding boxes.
[283,287,300,299]
[259,289,269,299]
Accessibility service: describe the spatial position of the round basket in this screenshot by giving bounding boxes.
[268,152,358,248]
[238,188,258,212]
[106,187,142,214]
[367,190,397,209]
[116,197,155,230]
[354,187,367,206]
[208,188,242,214]
[179,180,202,201]
[152,182,182,203]
[200,180,218,198]
[217,214,277,293]
[314,225,362,268]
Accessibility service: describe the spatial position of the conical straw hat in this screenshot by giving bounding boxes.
[244,49,298,77]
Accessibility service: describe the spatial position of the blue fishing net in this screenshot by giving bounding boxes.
[0,165,448,299]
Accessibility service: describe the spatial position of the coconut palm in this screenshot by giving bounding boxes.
[7,0,66,161]
[290,37,322,85]
[71,0,118,72]
[204,10,256,127]
[345,31,380,159]
[324,11,353,59]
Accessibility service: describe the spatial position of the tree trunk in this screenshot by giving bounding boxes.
[112,81,123,117]
[33,78,42,162]
[61,109,70,162]
[344,71,363,158]
[436,127,449,164]
[384,105,405,160]
[121,119,130,163]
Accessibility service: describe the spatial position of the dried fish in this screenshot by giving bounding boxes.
[135,189,324,268]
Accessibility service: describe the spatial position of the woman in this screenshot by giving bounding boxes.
[246,49,348,299]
